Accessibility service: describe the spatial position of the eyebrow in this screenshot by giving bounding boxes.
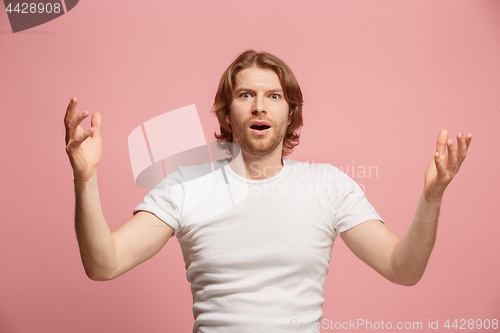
[234,87,283,95]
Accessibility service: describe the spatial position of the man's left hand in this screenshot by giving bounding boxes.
[424,129,472,201]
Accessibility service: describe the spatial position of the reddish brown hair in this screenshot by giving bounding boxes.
[212,50,304,156]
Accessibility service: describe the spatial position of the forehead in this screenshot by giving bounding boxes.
[234,67,282,89]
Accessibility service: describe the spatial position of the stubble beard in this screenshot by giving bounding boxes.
[232,119,288,158]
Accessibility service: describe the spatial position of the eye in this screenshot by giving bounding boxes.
[241,92,251,98]
[270,94,280,100]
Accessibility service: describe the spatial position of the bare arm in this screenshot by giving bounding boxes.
[340,193,439,286]
[109,211,174,280]
[341,130,472,286]
[73,174,116,280]
[65,97,174,281]
[74,175,174,281]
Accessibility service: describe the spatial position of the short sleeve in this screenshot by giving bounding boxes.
[133,178,181,235]
[326,167,384,234]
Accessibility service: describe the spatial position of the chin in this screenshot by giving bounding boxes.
[244,141,282,157]
[234,129,285,157]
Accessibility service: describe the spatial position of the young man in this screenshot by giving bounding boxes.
[64,50,472,332]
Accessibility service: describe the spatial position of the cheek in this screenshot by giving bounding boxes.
[230,104,247,120]
[226,103,237,124]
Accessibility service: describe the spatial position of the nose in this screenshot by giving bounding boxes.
[251,95,266,115]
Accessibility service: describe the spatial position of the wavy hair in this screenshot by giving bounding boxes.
[212,50,304,156]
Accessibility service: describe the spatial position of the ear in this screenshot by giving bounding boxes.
[287,113,292,126]
[225,113,231,125]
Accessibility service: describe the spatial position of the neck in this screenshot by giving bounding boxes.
[228,148,284,180]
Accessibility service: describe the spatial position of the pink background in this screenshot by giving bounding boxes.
[1,0,499,332]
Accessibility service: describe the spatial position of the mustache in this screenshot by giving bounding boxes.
[245,118,274,126]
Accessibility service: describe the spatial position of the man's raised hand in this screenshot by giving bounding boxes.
[424,129,472,201]
[64,97,102,182]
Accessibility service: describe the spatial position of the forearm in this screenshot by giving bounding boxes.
[390,189,442,285]
[74,174,117,280]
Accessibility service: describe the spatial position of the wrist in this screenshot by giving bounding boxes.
[423,188,444,205]
[423,178,449,203]
[73,171,98,186]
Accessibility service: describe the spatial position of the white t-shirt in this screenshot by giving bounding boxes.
[133,158,384,332]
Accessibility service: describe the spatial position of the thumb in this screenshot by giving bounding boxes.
[91,112,102,138]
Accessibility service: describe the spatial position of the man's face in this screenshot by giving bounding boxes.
[226,66,291,158]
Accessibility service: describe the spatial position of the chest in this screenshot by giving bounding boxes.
[176,183,337,276]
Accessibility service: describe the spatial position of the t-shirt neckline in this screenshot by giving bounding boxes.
[224,158,289,184]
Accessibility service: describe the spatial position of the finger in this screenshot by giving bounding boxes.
[66,110,90,142]
[457,133,467,161]
[68,127,94,151]
[64,97,78,143]
[90,112,102,139]
[68,110,89,131]
[436,129,448,157]
[434,151,447,179]
[64,97,77,127]
[447,138,458,169]
[465,133,472,149]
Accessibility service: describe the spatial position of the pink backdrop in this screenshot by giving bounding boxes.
[1,0,499,332]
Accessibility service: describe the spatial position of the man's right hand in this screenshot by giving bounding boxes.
[64,97,102,182]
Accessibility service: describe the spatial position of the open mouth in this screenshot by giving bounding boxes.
[250,124,271,131]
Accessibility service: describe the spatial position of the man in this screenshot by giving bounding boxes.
[64,50,472,332]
